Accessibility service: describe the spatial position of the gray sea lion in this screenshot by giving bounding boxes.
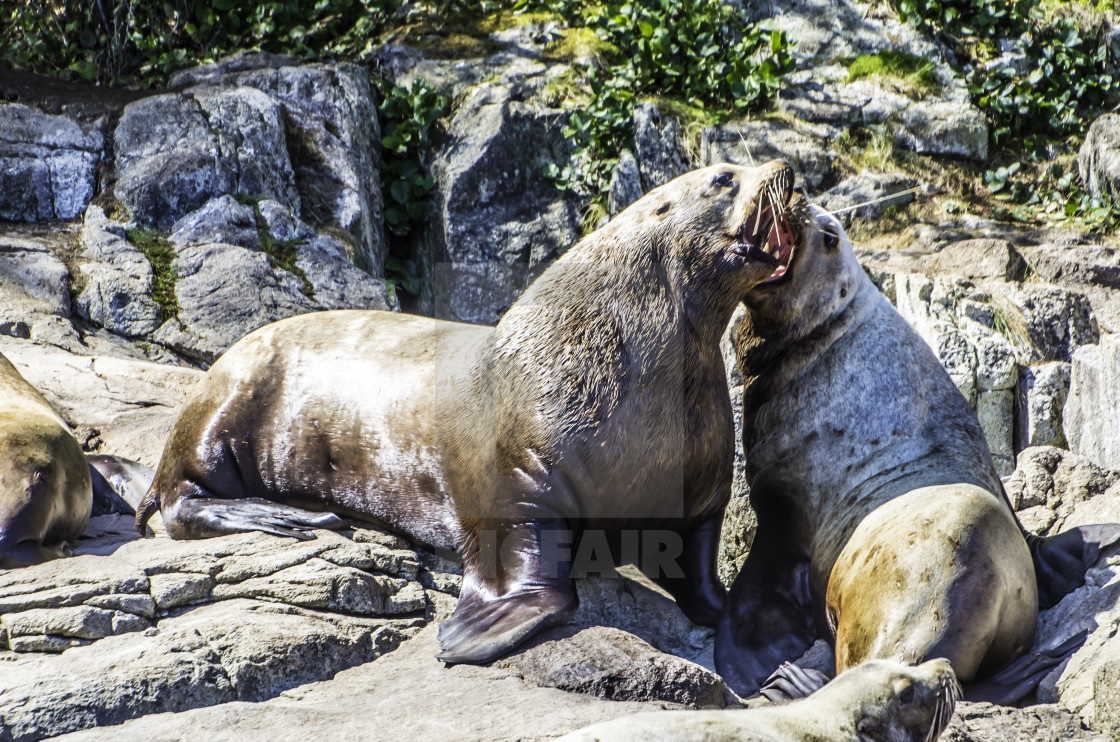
[136,161,803,663]
[557,658,960,742]
[0,350,91,568]
[715,205,1119,702]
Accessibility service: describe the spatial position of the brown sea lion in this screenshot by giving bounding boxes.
[136,161,803,663]
[557,658,960,742]
[714,205,1119,702]
[0,350,91,568]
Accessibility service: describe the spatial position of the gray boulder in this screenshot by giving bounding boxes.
[896,101,989,161]
[1016,363,1072,451]
[154,241,317,364]
[608,150,644,216]
[0,103,103,221]
[174,57,385,274]
[1065,333,1120,471]
[74,206,164,338]
[1003,446,1120,535]
[701,118,835,190]
[1080,113,1120,203]
[169,194,261,250]
[816,171,916,224]
[632,103,690,190]
[420,82,580,325]
[943,702,1108,741]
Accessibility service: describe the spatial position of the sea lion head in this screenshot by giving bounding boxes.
[825,658,961,742]
[606,160,806,327]
[739,199,863,338]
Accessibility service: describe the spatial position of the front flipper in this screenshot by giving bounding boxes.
[760,662,830,702]
[652,510,728,626]
[966,630,1087,704]
[1030,524,1120,608]
[437,520,578,664]
[165,494,345,540]
[715,528,817,697]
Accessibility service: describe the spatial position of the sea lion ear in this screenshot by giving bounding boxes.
[656,202,671,216]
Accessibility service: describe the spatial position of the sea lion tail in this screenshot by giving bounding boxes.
[1029,524,1120,609]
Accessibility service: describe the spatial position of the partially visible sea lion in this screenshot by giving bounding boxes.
[88,454,153,515]
[0,350,91,568]
[556,658,960,742]
[136,162,804,663]
[715,205,1119,702]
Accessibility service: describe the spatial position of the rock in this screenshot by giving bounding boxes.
[113,93,236,228]
[0,231,74,322]
[496,626,733,708]
[1065,334,1120,470]
[295,238,397,312]
[701,118,835,189]
[1,606,146,642]
[816,171,916,224]
[777,74,910,126]
[169,194,261,249]
[149,572,214,610]
[50,625,655,742]
[116,54,385,274]
[173,56,385,274]
[156,241,316,363]
[896,101,989,161]
[1016,363,1072,450]
[420,82,579,324]
[1095,658,1120,739]
[0,599,415,741]
[74,206,164,337]
[994,284,1099,363]
[933,239,1028,282]
[738,0,936,64]
[976,389,1015,476]
[631,103,690,190]
[942,702,1108,741]
[1080,113,1120,203]
[0,103,103,221]
[608,150,644,216]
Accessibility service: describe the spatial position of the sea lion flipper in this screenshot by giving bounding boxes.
[1030,523,1120,609]
[164,496,346,540]
[715,534,816,697]
[760,662,830,702]
[437,519,578,664]
[651,510,728,626]
[965,630,1088,704]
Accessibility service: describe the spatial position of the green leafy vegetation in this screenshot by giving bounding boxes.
[526,0,793,218]
[888,0,1120,229]
[124,228,179,319]
[375,79,449,295]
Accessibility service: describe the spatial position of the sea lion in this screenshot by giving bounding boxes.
[556,658,960,742]
[0,350,92,568]
[714,205,1120,702]
[136,161,804,663]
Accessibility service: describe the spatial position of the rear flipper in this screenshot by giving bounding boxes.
[651,510,728,627]
[88,454,155,516]
[437,520,578,664]
[163,496,345,540]
[1030,524,1120,609]
[760,662,831,702]
[965,630,1087,704]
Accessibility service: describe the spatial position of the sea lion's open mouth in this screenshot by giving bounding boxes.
[731,174,798,283]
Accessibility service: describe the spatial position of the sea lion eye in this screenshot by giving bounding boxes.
[712,172,734,188]
[824,230,840,249]
[899,685,915,704]
[656,203,670,215]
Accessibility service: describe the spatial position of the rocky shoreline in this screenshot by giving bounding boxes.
[4,0,1120,738]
